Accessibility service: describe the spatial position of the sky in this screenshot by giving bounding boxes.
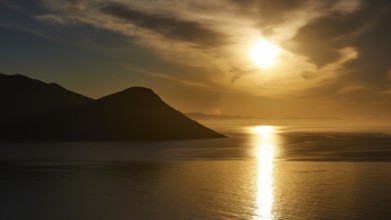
[1,0,391,118]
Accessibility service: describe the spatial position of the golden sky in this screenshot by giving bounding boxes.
[1,0,390,118]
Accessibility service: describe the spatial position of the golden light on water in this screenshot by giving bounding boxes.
[251,39,280,69]
[252,125,278,219]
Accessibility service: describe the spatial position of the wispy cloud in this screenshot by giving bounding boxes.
[125,65,210,89]
[99,2,226,48]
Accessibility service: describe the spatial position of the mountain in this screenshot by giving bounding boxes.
[0,74,225,141]
[0,73,92,122]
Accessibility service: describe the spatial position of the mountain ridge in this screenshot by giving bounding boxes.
[0,73,225,141]
[0,73,93,122]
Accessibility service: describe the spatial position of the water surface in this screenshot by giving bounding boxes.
[1,125,391,219]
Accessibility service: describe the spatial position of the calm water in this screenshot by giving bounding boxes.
[1,125,391,219]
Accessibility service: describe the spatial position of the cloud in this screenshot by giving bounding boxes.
[380,88,391,95]
[226,0,305,26]
[301,71,316,80]
[35,14,67,24]
[339,85,368,94]
[98,2,227,48]
[3,0,391,108]
[0,0,47,13]
[125,65,211,89]
[292,0,391,91]
[229,66,259,83]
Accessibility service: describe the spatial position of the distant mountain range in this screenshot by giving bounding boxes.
[185,112,256,120]
[185,112,343,121]
[0,73,225,141]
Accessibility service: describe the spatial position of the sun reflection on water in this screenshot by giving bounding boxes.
[251,125,279,219]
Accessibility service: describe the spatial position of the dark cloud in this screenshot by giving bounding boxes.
[343,3,391,87]
[99,2,227,48]
[0,0,53,39]
[230,66,258,83]
[293,15,359,67]
[293,0,391,91]
[0,0,49,14]
[301,71,316,80]
[0,0,131,53]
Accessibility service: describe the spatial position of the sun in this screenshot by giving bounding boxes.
[251,39,280,69]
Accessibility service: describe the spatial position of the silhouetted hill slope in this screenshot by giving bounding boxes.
[0,73,93,122]
[1,86,225,141]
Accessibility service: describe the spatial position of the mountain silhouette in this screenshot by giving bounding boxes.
[0,73,92,123]
[0,74,225,141]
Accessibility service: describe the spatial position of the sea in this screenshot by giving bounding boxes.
[1,123,391,219]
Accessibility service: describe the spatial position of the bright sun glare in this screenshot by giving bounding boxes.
[251,39,280,69]
[253,125,275,135]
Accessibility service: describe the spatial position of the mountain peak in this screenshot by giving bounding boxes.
[119,87,157,97]
[122,86,154,93]
[98,86,162,105]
